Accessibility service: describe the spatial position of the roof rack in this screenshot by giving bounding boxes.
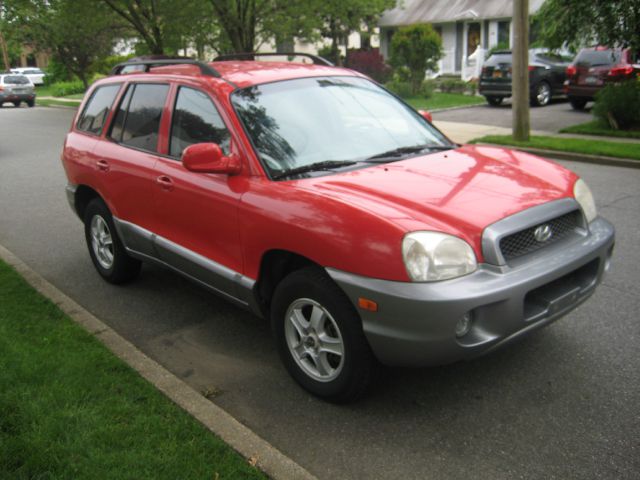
[213,52,334,67]
[110,58,221,78]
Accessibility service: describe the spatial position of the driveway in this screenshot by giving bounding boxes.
[1,106,638,480]
[433,100,592,133]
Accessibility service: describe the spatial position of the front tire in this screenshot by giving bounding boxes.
[531,81,551,107]
[271,267,375,403]
[569,96,588,110]
[84,198,141,284]
[485,95,503,106]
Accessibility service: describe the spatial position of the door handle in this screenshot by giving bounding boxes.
[96,159,109,172]
[156,175,174,191]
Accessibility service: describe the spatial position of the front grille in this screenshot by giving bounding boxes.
[500,210,582,261]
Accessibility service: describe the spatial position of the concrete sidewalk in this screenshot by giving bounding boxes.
[434,120,640,146]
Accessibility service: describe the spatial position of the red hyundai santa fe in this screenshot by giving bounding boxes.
[61,54,615,402]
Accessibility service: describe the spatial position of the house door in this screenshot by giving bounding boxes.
[467,23,481,57]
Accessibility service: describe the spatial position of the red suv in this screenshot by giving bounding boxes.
[565,46,639,110]
[62,55,615,402]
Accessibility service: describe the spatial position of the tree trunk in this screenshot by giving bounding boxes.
[512,0,530,141]
[0,29,10,71]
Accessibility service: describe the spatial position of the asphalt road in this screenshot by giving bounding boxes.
[1,105,639,480]
[433,99,592,133]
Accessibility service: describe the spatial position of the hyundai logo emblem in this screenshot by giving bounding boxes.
[534,224,553,242]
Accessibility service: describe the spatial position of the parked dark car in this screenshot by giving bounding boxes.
[479,50,569,107]
[564,47,639,110]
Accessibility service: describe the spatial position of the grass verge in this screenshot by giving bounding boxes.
[560,120,640,139]
[36,98,80,108]
[405,92,485,111]
[0,259,266,480]
[470,135,640,161]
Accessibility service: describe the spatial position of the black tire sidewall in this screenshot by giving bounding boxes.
[532,81,551,107]
[271,268,373,402]
[84,198,139,284]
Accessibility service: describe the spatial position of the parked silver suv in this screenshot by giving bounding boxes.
[0,74,36,107]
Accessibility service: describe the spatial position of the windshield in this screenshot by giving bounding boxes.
[231,76,451,178]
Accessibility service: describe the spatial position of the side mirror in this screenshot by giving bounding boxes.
[181,143,241,175]
[418,109,433,123]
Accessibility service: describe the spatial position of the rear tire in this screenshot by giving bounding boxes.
[485,96,503,106]
[84,198,141,284]
[271,267,375,403]
[27,99,35,108]
[569,96,588,110]
[12,101,20,108]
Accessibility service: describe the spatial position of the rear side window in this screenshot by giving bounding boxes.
[575,49,621,66]
[77,84,121,135]
[169,87,231,158]
[109,83,169,152]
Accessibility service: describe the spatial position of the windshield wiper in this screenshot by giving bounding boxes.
[271,160,358,180]
[363,144,454,162]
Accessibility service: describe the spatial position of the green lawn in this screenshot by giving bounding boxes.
[471,135,640,161]
[36,98,80,108]
[560,120,640,139]
[0,259,266,480]
[405,92,485,111]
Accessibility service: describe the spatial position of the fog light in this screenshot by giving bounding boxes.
[455,312,473,338]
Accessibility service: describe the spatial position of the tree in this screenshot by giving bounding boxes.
[535,0,640,54]
[390,24,443,95]
[101,0,213,56]
[317,0,394,65]
[2,0,123,87]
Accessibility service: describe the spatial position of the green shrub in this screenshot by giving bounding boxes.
[385,80,413,98]
[593,79,640,130]
[467,78,479,95]
[390,23,443,95]
[439,79,467,94]
[50,80,86,97]
[420,79,436,99]
[44,58,74,85]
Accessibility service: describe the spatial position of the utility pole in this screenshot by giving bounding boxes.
[512,0,530,141]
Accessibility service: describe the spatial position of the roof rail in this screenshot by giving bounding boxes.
[110,58,221,78]
[213,52,334,67]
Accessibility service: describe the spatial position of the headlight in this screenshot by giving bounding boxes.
[574,178,597,223]
[402,232,477,282]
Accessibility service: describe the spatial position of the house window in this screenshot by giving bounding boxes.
[498,21,510,47]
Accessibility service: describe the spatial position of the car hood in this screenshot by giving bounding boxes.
[296,145,578,250]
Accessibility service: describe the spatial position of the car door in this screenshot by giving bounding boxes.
[92,82,170,258]
[151,84,246,301]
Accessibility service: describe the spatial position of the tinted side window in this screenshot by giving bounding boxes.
[77,84,121,135]
[170,87,231,158]
[110,83,169,152]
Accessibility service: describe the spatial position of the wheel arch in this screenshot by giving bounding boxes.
[73,184,102,220]
[253,249,319,318]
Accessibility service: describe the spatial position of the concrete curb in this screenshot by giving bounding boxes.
[0,243,318,480]
[475,143,640,169]
[429,101,486,114]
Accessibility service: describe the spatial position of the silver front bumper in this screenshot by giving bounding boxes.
[327,217,615,367]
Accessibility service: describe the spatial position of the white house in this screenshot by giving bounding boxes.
[379,0,545,79]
